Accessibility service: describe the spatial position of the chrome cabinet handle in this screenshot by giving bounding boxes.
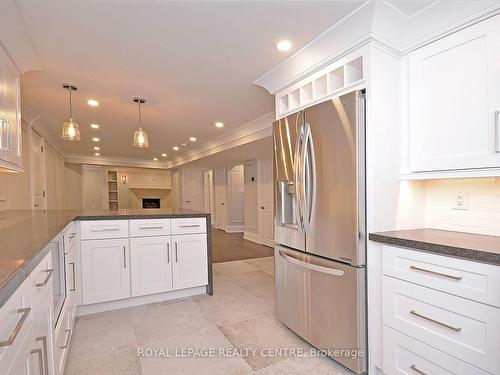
[167,243,170,263]
[179,224,200,228]
[123,246,126,268]
[69,262,76,291]
[36,336,49,375]
[410,309,461,332]
[91,227,120,232]
[175,242,178,262]
[0,307,31,347]
[60,329,71,349]
[138,225,163,229]
[69,232,77,239]
[31,348,44,375]
[278,250,344,276]
[36,269,54,287]
[410,265,462,280]
[410,364,428,375]
[495,110,499,153]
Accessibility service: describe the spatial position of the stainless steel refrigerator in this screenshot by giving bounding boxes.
[273,90,366,374]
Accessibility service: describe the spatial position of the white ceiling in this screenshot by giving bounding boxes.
[17,0,364,164]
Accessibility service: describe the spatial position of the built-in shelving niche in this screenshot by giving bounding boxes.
[278,56,364,117]
[107,170,118,210]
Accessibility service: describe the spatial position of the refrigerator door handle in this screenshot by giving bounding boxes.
[278,249,344,277]
[295,124,305,230]
[303,123,316,233]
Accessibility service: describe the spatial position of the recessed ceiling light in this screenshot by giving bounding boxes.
[92,137,100,142]
[189,137,197,142]
[94,146,100,151]
[90,123,99,129]
[87,99,99,107]
[94,152,100,156]
[173,146,179,151]
[161,153,167,157]
[215,122,224,128]
[277,40,292,52]
[153,157,158,161]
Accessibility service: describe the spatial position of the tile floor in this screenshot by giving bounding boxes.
[65,256,352,375]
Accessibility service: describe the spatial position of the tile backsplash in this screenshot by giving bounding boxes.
[425,177,500,236]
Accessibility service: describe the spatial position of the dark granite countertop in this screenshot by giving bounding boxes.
[369,228,500,266]
[0,209,210,307]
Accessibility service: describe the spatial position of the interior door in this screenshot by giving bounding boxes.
[82,165,104,209]
[214,167,226,229]
[182,170,203,211]
[30,131,46,210]
[258,158,274,247]
[45,145,56,209]
[303,92,365,266]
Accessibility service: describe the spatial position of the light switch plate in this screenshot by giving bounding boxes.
[452,189,469,210]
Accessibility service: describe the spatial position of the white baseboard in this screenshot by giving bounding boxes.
[76,286,207,316]
[225,224,244,233]
[243,230,261,243]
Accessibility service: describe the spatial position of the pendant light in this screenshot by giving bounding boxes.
[132,97,149,148]
[61,84,81,141]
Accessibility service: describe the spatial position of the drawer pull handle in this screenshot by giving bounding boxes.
[36,336,50,375]
[60,329,71,349]
[167,242,170,263]
[69,262,76,291]
[410,364,428,375]
[410,310,461,332]
[138,225,164,229]
[69,232,77,239]
[0,307,31,347]
[91,227,120,232]
[31,348,45,375]
[410,265,462,280]
[36,269,54,287]
[175,242,178,262]
[179,224,200,228]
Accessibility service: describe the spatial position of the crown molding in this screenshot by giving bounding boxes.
[65,153,169,170]
[0,0,43,73]
[165,112,275,169]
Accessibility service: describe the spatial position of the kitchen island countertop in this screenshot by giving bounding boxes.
[0,209,211,307]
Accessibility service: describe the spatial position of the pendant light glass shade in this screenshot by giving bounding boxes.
[133,129,149,148]
[132,97,149,148]
[61,84,81,141]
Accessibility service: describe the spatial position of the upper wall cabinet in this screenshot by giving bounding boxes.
[0,44,22,172]
[408,15,500,173]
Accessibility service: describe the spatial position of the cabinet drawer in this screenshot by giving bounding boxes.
[130,219,171,237]
[382,245,500,307]
[81,220,129,240]
[383,277,500,373]
[383,326,489,375]
[63,221,78,252]
[0,277,32,372]
[171,218,206,234]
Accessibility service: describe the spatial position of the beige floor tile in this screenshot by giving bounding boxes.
[139,326,252,375]
[66,349,142,375]
[130,297,216,346]
[225,270,274,289]
[219,314,310,371]
[67,308,137,365]
[252,355,352,375]
[245,257,275,276]
[213,260,259,276]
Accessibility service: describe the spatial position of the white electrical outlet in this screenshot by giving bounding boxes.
[452,189,469,210]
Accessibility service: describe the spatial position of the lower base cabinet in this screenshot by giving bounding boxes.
[130,236,173,297]
[172,234,208,290]
[81,238,130,305]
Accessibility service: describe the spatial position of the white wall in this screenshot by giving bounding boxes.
[226,164,245,232]
[244,161,259,235]
[64,163,83,209]
[424,177,500,236]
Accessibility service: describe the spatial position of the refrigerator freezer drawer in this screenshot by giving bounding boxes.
[274,245,366,374]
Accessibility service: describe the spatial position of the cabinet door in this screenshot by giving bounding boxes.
[7,332,31,375]
[0,46,22,170]
[130,236,172,297]
[172,234,208,290]
[81,239,130,304]
[408,15,500,172]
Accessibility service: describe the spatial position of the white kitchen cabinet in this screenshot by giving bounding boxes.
[0,44,22,172]
[172,234,208,290]
[130,236,173,297]
[6,332,31,375]
[408,14,500,172]
[81,238,130,304]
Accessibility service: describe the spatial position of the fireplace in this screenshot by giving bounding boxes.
[142,198,160,209]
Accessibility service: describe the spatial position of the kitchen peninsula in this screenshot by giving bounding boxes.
[0,209,212,374]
